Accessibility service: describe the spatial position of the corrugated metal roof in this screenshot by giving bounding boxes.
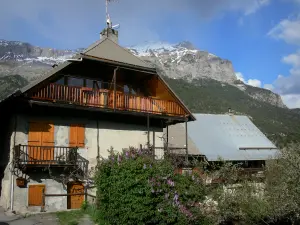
[168,113,278,161]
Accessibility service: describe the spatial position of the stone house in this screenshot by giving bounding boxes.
[0,24,194,213]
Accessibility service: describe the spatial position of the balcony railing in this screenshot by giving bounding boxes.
[14,144,83,166]
[29,83,186,116]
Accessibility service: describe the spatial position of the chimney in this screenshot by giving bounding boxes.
[100,27,119,44]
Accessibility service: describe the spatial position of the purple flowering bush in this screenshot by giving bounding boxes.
[94,147,211,225]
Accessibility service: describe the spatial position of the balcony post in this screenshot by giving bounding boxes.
[113,67,119,111]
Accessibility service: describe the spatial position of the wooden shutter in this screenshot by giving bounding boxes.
[28,184,45,206]
[69,124,85,148]
[28,122,43,146]
[77,125,85,147]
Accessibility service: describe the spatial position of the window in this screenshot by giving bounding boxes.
[68,77,84,87]
[55,77,64,85]
[85,79,94,88]
[69,124,85,148]
[28,184,45,206]
[182,168,193,176]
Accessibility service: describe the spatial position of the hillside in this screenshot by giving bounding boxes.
[164,76,300,147]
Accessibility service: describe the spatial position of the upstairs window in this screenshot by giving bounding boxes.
[68,77,84,87]
[69,124,85,148]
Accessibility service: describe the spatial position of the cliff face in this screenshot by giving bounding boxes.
[0,39,286,108]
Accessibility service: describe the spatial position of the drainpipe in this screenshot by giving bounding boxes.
[10,115,17,211]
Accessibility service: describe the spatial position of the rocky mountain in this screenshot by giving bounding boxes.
[0,39,299,146]
[0,39,286,108]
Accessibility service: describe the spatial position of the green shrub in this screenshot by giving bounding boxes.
[94,147,210,225]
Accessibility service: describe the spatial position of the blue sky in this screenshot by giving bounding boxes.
[1,0,300,108]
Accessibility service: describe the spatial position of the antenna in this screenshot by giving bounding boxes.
[105,0,120,29]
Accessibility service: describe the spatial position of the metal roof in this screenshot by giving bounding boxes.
[83,38,155,70]
[168,113,278,161]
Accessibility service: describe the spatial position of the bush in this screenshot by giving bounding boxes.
[94,147,210,225]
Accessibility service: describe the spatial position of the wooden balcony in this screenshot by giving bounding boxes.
[14,145,88,173]
[29,83,186,117]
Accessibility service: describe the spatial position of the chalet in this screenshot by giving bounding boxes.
[0,24,194,213]
[166,113,278,176]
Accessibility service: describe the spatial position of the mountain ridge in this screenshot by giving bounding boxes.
[0,39,287,109]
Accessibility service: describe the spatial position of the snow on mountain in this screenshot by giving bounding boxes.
[0,39,286,108]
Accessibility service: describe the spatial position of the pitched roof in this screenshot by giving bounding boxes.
[82,38,155,70]
[167,113,278,161]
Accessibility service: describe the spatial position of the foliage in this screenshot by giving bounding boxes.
[94,147,210,225]
[264,143,300,223]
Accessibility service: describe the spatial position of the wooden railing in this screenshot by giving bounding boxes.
[14,144,81,166]
[30,83,186,116]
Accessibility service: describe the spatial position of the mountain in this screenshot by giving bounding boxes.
[0,39,298,146]
[129,41,286,108]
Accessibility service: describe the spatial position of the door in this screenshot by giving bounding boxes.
[28,122,55,164]
[67,182,84,209]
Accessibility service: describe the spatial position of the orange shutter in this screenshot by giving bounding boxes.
[28,122,42,146]
[28,184,45,206]
[69,124,85,148]
[77,125,85,147]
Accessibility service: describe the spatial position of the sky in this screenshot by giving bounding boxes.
[0,0,300,108]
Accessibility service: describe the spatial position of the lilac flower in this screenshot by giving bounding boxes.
[173,192,179,206]
[117,155,122,163]
[125,151,129,159]
[167,179,175,187]
[143,164,147,169]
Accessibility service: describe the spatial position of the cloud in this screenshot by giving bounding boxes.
[268,15,300,45]
[282,50,300,67]
[0,0,271,48]
[235,72,262,87]
[263,84,274,90]
[281,94,300,108]
[267,14,300,108]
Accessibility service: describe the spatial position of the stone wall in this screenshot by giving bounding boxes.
[0,114,164,213]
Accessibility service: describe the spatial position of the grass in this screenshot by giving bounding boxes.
[56,210,85,225]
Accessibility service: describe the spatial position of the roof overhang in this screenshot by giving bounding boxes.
[80,53,157,74]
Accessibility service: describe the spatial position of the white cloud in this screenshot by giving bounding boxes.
[267,14,300,108]
[247,79,262,87]
[0,0,272,48]
[235,72,262,87]
[281,94,300,108]
[263,84,274,90]
[282,50,300,67]
[268,16,300,45]
[235,72,245,82]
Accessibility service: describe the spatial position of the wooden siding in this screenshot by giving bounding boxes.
[28,122,55,164]
[30,83,186,117]
[28,184,45,206]
[67,182,84,209]
[69,124,85,148]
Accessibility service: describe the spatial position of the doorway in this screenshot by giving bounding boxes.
[67,182,84,209]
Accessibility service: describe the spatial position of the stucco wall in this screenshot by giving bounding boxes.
[1,114,164,213]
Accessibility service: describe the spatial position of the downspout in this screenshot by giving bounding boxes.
[10,114,17,211]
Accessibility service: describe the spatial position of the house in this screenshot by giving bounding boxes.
[0,24,194,213]
[165,113,278,176]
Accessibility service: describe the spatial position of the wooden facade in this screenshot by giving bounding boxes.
[29,83,186,117]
